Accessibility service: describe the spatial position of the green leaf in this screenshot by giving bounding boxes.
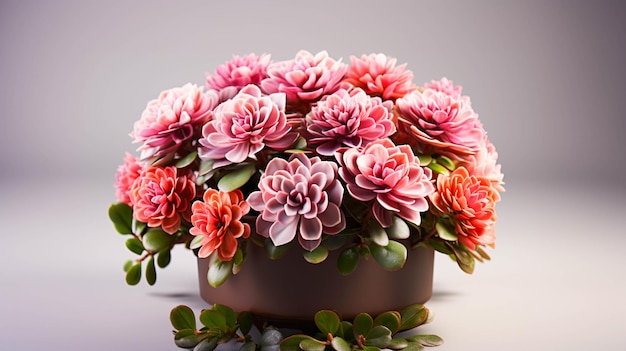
[125,262,141,285]
[122,259,133,272]
[435,222,457,241]
[337,247,359,275]
[193,336,218,351]
[449,244,475,274]
[265,239,290,260]
[280,335,312,351]
[238,311,254,336]
[364,326,392,348]
[199,160,215,177]
[303,246,329,264]
[338,321,353,340]
[108,203,133,234]
[212,304,237,328]
[175,150,198,168]
[170,305,197,331]
[143,228,174,252]
[199,309,227,329]
[299,338,326,351]
[374,311,401,334]
[475,245,491,261]
[427,163,449,175]
[174,329,204,349]
[330,336,351,351]
[190,235,204,250]
[157,249,171,268]
[386,217,410,240]
[125,238,144,255]
[314,310,341,336]
[417,154,432,166]
[426,239,453,255]
[362,346,381,351]
[132,218,146,235]
[353,313,373,339]
[207,257,234,287]
[322,235,348,251]
[217,163,256,192]
[401,342,424,351]
[399,304,428,331]
[435,155,455,170]
[406,334,444,347]
[370,240,407,271]
[145,256,156,286]
[367,220,389,247]
[388,338,409,350]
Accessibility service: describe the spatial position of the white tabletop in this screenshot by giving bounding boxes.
[1,178,624,350]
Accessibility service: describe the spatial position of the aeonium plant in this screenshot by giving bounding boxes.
[109,50,504,288]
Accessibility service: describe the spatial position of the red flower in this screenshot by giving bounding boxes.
[430,167,499,249]
[190,189,251,261]
[130,166,196,234]
[114,152,142,205]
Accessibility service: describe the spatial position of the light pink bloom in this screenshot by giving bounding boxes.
[345,53,415,100]
[396,89,485,159]
[114,153,143,205]
[430,167,499,249]
[306,88,396,156]
[190,189,251,261]
[261,50,347,108]
[462,138,505,192]
[423,78,463,99]
[335,139,435,228]
[199,85,298,168]
[247,153,346,251]
[131,84,218,162]
[130,166,196,234]
[206,53,271,102]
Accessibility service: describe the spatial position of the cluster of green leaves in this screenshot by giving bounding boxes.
[108,202,179,285]
[169,304,442,351]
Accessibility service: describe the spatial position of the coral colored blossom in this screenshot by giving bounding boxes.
[462,138,505,192]
[261,50,347,109]
[345,53,415,100]
[130,166,196,234]
[335,139,434,227]
[430,167,499,249]
[206,53,271,101]
[115,152,143,205]
[423,77,463,99]
[199,85,298,168]
[190,189,251,261]
[396,89,485,159]
[132,83,218,162]
[247,153,346,251]
[306,88,396,156]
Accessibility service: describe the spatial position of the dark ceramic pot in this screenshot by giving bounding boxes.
[197,242,434,323]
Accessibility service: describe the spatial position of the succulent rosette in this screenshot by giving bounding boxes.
[131,83,219,163]
[247,153,346,251]
[109,50,505,289]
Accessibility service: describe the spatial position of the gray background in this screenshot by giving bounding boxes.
[1,1,625,350]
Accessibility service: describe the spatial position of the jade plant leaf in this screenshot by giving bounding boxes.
[353,313,373,338]
[212,304,237,328]
[386,217,410,240]
[367,220,389,247]
[175,150,198,168]
[364,325,392,348]
[238,311,254,336]
[406,334,444,347]
[170,305,197,331]
[337,247,359,275]
[299,338,326,351]
[193,337,218,351]
[157,249,171,268]
[145,256,157,286]
[435,222,457,241]
[399,304,428,332]
[374,311,401,334]
[330,336,351,351]
[280,335,315,351]
[303,246,329,264]
[200,309,227,329]
[122,259,133,272]
[143,228,174,252]
[435,155,455,171]
[173,329,204,349]
[388,338,409,350]
[207,257,234,287]
[369,240,407,271]
[125,237,144,255]
[315,310,341,336]
[265,239,290,260]
[108,203,133,234]
[125,262,141,285]
[217,163,256,192]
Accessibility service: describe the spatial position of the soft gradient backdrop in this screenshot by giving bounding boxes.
[1,1,625,350]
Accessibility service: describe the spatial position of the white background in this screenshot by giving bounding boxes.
[1,1,625,350]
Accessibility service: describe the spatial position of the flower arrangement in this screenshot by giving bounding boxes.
[109,49,504,289]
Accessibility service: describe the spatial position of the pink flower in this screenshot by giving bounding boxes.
[306,88,396,156]
[130,166,196,234]
[335,139,435,228]
[190,189,251,261]
[430,167,499,249]
[206,53,271,102]
[423,77,463,99]
[131,84,219,163]
[114,153,143,206]
[345,53,415,100]
[462,138,505,192]
[247,153,346,251]
[261,50,347,110]
[395,89,485,159]
[198,85,298,168]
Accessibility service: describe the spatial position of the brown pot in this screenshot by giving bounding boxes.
[197,242,434,323]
